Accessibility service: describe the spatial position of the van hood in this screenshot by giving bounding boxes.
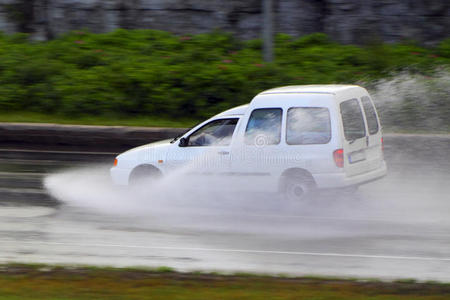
[119,139,172,156]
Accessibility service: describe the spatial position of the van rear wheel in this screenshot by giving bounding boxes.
[282,175,315,203]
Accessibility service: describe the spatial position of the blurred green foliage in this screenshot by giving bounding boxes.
[0,29,448,124]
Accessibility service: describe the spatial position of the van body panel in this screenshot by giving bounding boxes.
[314,160,387,188]
[229,93,342,190]
[111,85,387,191]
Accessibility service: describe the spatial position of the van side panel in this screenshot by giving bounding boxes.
[230,93,341,192]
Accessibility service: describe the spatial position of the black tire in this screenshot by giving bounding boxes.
[128,165,162,186]
[281,175,316,203]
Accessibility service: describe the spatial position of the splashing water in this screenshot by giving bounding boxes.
[44,71,450,234]
[365,69,450,132]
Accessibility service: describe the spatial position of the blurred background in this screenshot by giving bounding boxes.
[1,0,448,43]
[0,0,448,132]
[0,2,450,293]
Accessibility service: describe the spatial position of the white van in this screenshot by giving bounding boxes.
[111,85,387,201]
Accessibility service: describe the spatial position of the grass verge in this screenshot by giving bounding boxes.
[0,263,449,299]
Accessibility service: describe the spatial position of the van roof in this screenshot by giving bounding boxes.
[259,85,361,95]
[216,104,249,117]
[215,85,364,118]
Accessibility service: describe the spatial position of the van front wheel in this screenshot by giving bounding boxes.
[129,165,162,187]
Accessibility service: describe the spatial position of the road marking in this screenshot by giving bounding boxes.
[3,240,450,262]
[0,207,55,218]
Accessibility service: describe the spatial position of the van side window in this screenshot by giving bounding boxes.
[187,118,238,146]
[340,99,366,141]
[245,108,282,146]
[361,96,379,135]
[286,107,331,145]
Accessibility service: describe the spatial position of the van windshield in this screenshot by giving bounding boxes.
[286,107,331,145]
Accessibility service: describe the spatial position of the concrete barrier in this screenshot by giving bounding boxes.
[0,123,186,152]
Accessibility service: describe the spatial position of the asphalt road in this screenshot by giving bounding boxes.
[0,134,449,281]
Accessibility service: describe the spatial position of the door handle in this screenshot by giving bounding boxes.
[218,151,230,155]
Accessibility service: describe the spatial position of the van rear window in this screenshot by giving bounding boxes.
[340,99,366,141]
[361,96,379,135]
[286,107,331,145]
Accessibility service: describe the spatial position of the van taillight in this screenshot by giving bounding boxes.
[381,137,384,152]
[333,149,344,168]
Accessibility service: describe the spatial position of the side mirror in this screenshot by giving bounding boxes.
[179,137,188,147]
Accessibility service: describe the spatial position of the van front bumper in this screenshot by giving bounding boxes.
[313,161,387,189]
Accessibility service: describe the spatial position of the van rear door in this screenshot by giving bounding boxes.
[361,96,383,172]
[340,98,369,176]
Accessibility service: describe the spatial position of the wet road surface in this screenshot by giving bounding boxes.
[0,135,449,281]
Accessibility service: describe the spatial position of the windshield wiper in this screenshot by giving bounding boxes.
[170,121,203,143]
[170,127,192,143]
[170,135,182,143]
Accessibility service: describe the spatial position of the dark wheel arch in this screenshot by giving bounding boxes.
[279,168,316,191]
[128,164,162,186]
